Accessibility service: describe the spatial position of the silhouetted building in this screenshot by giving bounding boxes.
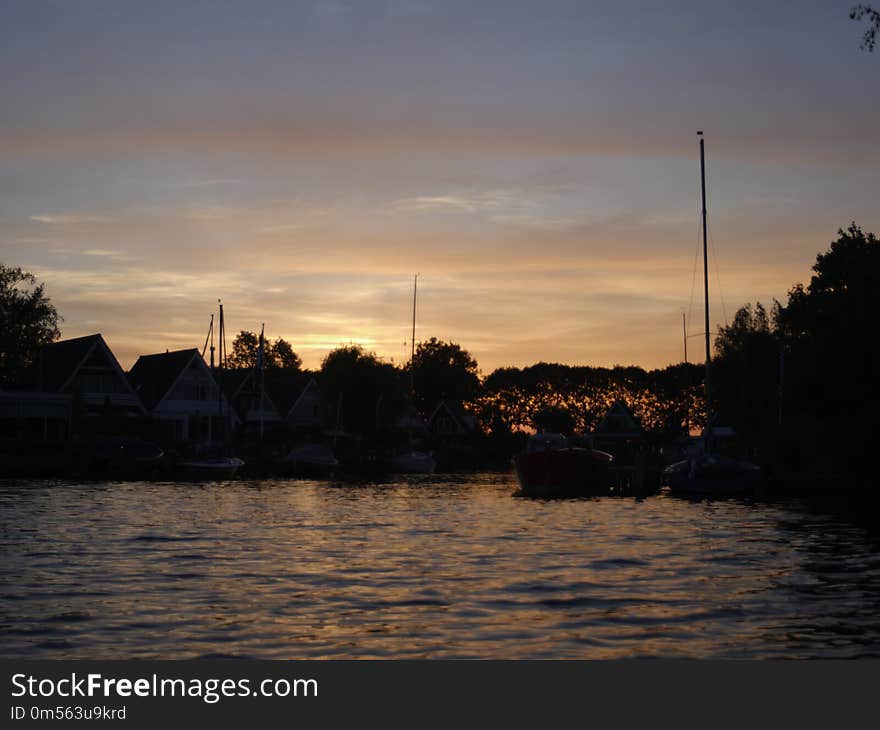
[428,399,479,437]
[588,400,646,461]
[0,391,71,443]
[223,369,283,433]
[128,349,237,442]
[284,377,331,430]
[30,333,145,418]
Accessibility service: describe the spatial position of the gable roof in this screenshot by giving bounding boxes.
[594,400,643,435]
[221,367,283,420]
[264,370,313,416]
[128,349,201,410]
[31,334,144,412]
[284,376,323,419]
[33,334,104,392]
[428,399,477,432]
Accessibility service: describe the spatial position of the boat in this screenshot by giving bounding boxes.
[174,455,244,480]
[277,442,338,477]
[388,450,436,474]
[514,432,613,497]
[663,454,761,495]
[170,302,244,481]
[387,274,437,476]
[664,132,761,496]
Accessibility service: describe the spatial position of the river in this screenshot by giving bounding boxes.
[1,472,878,658]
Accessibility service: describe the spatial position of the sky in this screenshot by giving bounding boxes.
[1,0,877,373]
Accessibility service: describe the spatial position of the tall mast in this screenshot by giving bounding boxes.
[698,131,712,428]
[682,310,688,365]
[218,299,224,428]
[259,322,265,441]
[410,274,418,366]
[410,274,418,392]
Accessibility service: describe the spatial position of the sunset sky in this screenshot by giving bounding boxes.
[2,0,877,373]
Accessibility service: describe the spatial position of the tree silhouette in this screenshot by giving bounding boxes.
[227,330,302,370]
[410,337,480,416]
[320,345,407,435]
[778,223,880,474]
[712,302,781,449]
[851,4,880,50]
[0,264,62,385]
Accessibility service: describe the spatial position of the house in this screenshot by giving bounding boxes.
[588,400,646,462]
[29,333,144,418]
[0,390,71,443]
[222,368,283,433]
[276,376,331,431]
[427,399,479,437]
[128,349,237,442]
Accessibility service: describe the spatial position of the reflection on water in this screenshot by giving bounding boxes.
[1,473,879,658]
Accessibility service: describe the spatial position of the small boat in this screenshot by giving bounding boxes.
[175,455,244,480]
[514,432,613,497]
[388,450,436,474]
[663,454,762,495]
[277,443,338,477]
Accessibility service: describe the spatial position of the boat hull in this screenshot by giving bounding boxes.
[174,457,244,481]
[663,456,762,496]
[276,444,338,478]
[388,451,436,474]
[514,448,613,497]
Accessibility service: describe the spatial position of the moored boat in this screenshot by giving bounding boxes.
[663,454,761,496]
[514,432,613,497]
[277,443,338,477]
[388,450,436,474]
[174,455,244,480]
[665,132,762,496]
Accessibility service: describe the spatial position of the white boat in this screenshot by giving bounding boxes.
[388,450,436,474]
[175,456,244,480]
[665,132,761,496]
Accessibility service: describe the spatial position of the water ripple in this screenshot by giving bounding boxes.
[0,474,878,658]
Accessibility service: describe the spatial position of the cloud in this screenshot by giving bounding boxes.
[30,214,114,225]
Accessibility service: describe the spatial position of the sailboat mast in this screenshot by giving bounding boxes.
[682,311,688,365]
[698,132,712,418]
[218,300,224,426]
[410,274,418,366]
[410,274,418,393]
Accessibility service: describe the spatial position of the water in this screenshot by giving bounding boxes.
[1,473,879,659]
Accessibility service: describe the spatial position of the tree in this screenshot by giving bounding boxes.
[532,406,576,435]
[410,337,480,416]
[0,264,62,385]
[773,223,879,476]
[851,4,880,51]
[227,330,302,371]
[712,302,781,447]
[228,330,259,369]
[269,338,301,371]
[320,345,407,435]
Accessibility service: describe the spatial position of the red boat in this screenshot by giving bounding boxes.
[514,433,613,497]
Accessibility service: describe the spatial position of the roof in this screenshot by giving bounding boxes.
[32,334,103,392]
[594,400,644,435]
[264,370,313,416]
[128,349,199,410]
[428,399,477,432]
